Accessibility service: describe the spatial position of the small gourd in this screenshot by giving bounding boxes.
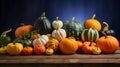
[52,17,63,29]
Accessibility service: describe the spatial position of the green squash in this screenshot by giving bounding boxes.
[34,12,53,34]
[0,29,12,47]
[13,38,32,47]
[81,28,99,42]
[63,17,84,40]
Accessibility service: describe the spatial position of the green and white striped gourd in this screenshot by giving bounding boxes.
[81,28,99,42]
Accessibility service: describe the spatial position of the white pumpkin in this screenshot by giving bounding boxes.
[52,29,66,41]
[52,17,63,29]
[33,35,49,46]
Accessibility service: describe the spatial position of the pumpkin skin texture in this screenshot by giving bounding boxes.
[59,38,78,54]
[52,17,63,29]
[33,35,49,46]
[92,46,101,55]
[84,14,101,31]
[63,17,84,40]
[76,41,83,52]
[34,12,53,35]
[22,46,33,55]
[81,28,99,42]
[46,39,59,51]
[33,45,46,55]
[15,24,33,38]
[52,29,66,41]
[96,36,119,53]
[6,43,23,55]
[82,41,96,54]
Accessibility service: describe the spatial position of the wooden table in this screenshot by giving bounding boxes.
[0,48,120,67]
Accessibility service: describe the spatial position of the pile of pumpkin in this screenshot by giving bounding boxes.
[0,12,119,55]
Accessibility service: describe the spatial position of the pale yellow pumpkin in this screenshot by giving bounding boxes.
[52,17,63,29]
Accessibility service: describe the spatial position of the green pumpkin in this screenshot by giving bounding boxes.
[81,28,99,42]
[34,12,53,34]
[0,29,12,47]
[13,38,32,47]
[63,17,84,40]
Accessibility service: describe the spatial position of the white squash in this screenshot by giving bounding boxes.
[33,35,49,46]
[52,29,66,41]
[52,17,63,29]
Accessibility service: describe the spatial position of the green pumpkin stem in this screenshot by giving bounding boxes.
[103,22,109,32]
[72,17,75,24]
[1,28,12,37]
[41,12,46,19]
[91,14,96,19]
[56,17,59,21]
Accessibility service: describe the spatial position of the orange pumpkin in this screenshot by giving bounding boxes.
[22,46,33,55]
[33,44,46,55]
[15,24,33,38]
[59,38,78,54]
[82,41,96,54]
[76,41,83,52]
[96,35,119,53]
[84,14,101,31]
[30,34,40,40]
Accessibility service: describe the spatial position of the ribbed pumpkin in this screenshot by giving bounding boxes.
[81,28,99,42]
[15,24,33,38]
[84,14,101,31]
[33,35,49,46]
[96,35,119,53]
[46,39,59,51]
[34,12,53,34]
[52,17,63,29]
[52,29,66,41]
[59,38,78,54]
[63,17,84,40]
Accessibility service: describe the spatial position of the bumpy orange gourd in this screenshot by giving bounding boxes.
[15,24,33,38]
[33,44,46,55]
[84,14,101,31]
[22,46,33,55]
[46,39,59,51]
[59,38,78,54]
[96,35,119,53]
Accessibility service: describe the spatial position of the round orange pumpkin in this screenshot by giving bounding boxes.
[15,24,33,38]
[33,44,46,55]
[22,46,33,55]
[84,14,101,31]
[59,38,78,54]
[96,35,119,53]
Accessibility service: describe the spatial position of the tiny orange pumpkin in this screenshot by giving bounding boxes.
[22,46,33,55]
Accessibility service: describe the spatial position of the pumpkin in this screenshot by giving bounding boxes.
[52,17,63,29]
[96,35,119,53]
[99,22,115,37]
[0,29,12,47]
[6,43,23,55]
[34,12,53,35]
[92,46,101,55]
[33,35,49,46]
[76,41,83,52]
[63,17,84,40]
[52,29,66,41]
[84,14,101,31]
[46,48,54,55]
[22,46,33,55]
[46,39,59,51]
[0,46,7,54]
[30,34,40,40]
[15,24,33,38]
[13,38,32,47]
[59,38,78,54]
[82,41,96,54]
[33,44,46,55]
[81,28,99,42]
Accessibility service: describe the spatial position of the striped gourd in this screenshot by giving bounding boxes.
[81,28,99,42]
[63,17,84,40]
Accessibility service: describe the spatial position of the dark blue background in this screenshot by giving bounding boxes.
[0,0,120,41]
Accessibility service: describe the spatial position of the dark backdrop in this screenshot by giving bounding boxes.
[0,0,120,42]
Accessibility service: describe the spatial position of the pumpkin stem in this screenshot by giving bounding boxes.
[41,12,46,19]
[56,17,59,21]
[1,28,12,37]
[72,17,75,24]
[20,23,25,26]
[103,22,109,32]
[91,14,96,19]
[89,41,93,46]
